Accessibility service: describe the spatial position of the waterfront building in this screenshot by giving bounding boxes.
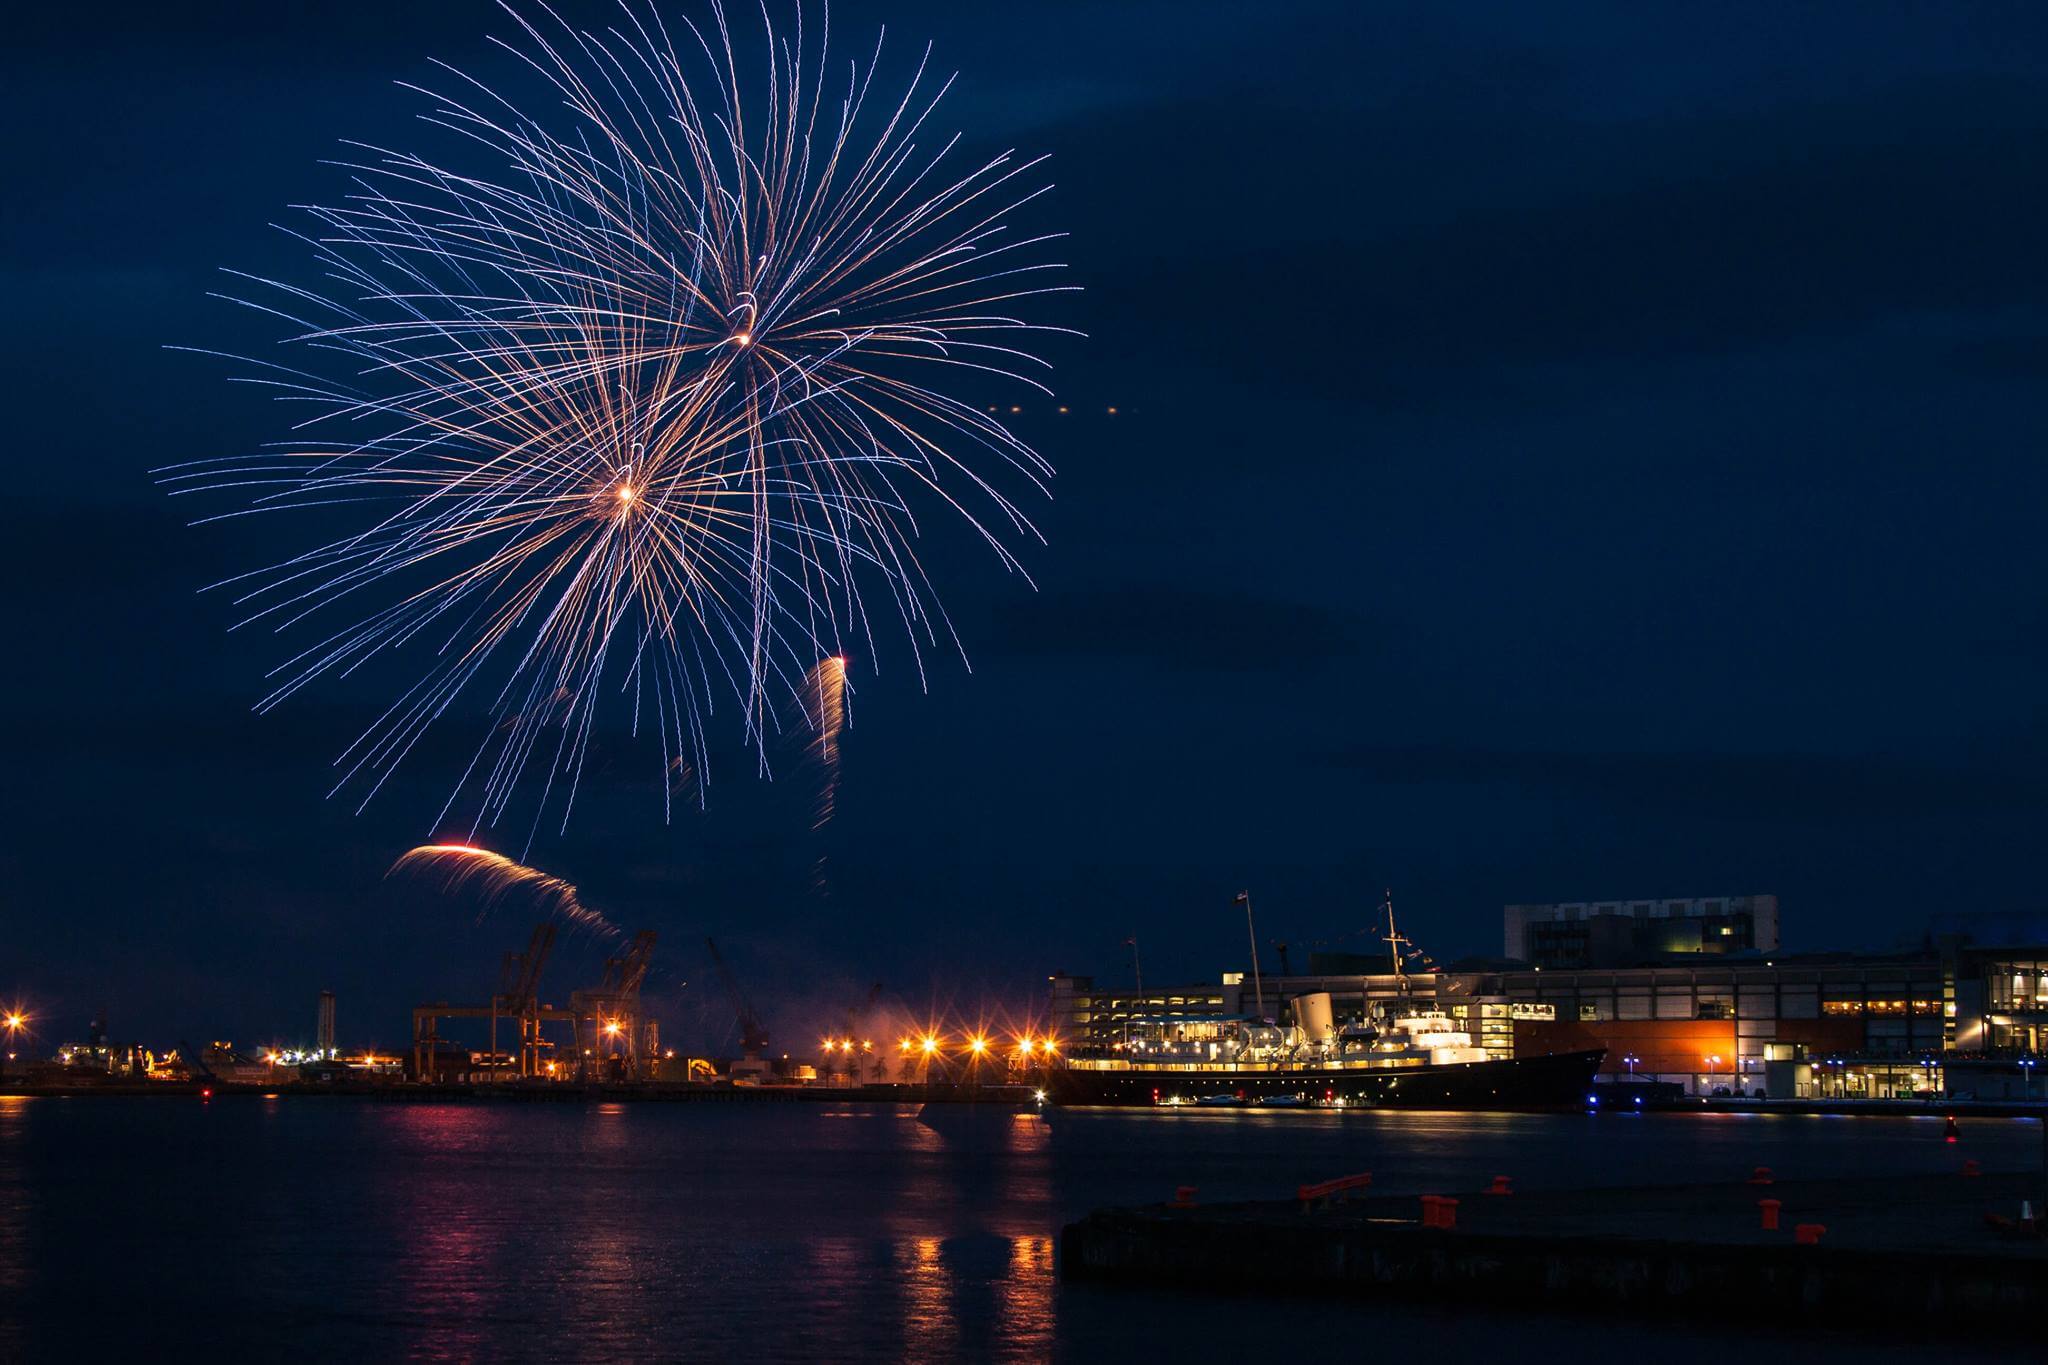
[1050,910,2044,1098]
[1503,894,1780,968]
[1499,952,1944,1097]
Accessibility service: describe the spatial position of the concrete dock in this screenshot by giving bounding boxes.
[1061,1168,2048,1335]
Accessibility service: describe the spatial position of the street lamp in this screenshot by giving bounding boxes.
[1704,1054,1723,1097]
[2,1012,24,1079]
[1622,1054,1640,1076]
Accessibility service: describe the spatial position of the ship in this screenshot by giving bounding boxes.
[1045,893,1603,1110]
[1044,1006,1603,1109]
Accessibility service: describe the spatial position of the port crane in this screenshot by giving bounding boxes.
[706,937,772,1083]
[569,930,658,1080]
[413,922,661,1082]
[496,921,557,1077]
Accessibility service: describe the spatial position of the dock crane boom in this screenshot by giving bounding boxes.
[705,937,770,1072]
[606,931,657,997]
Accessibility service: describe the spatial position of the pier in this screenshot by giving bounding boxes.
[1061,1168,2048,1336]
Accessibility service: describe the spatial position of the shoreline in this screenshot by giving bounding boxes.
[5,1080,2048,1118]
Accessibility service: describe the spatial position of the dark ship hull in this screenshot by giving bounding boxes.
[1045,1047,1604,1110]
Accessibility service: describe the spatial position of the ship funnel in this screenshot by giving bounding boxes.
[1291,992,1336,1045]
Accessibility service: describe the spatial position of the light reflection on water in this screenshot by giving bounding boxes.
[0,1097,2037,1361]
[0,1094,30,1328]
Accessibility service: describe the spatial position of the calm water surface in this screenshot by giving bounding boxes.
[1,1096,2038,1361]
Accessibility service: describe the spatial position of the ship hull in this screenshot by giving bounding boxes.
[1045,1048,1604,1110]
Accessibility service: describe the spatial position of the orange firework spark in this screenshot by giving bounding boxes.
[801,656,848,831]
[388,844,620,940]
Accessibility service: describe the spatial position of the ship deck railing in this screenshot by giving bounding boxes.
[1061,1055,1436,1074]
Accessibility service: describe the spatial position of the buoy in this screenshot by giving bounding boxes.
[1749,1165,1774,1185]
[1793,1223,1826,1246]
[1487,1175,1513,1196]
[1758,1198,1782,1231]
[1169,1185,1197,1208]
[1943,1114,1960,1143]
[1438,1197,1460,1230]
[1420,1195,1443,1227]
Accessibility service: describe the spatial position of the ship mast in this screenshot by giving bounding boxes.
[1383,889,1412,995]
[1235,891,1266,1021]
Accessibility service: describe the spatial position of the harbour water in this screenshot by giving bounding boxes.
[2,1096,2039,1361]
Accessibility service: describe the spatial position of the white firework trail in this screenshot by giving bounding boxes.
[158,0,1075,848]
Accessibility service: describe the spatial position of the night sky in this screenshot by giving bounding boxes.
[8,2,2048,1054]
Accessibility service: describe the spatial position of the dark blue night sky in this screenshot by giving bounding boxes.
[7,2,2048,1052]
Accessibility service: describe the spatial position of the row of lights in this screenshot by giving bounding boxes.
[985,405,1119,416]
[865,1033,1060,1059]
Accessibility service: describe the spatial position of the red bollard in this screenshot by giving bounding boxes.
[1758,1198,1782,1231]
[1487,1175,1513,1196]
[1420,1195,1442,1227]
[1962,1159,1983,1178]
[1438,1197,1459,1230]
[1793,1223,1825,1246]
[1944,1115,1960,1144]
[1748,1165,1774,1186]
[1170,1185,1197,1208]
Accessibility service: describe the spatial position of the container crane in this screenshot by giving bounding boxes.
[706,937,772,1084]
[570,930,658,1081]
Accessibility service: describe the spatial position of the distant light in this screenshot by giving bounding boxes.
[1034,1089,1048,1103]
[968,1035,988,1055]
[731,331,753,347]
[1018,1038,1035,1055]
[920,1035,939,1055]
[3,1014,22,1031]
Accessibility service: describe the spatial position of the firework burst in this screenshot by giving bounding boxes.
[159,0,1073,844]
